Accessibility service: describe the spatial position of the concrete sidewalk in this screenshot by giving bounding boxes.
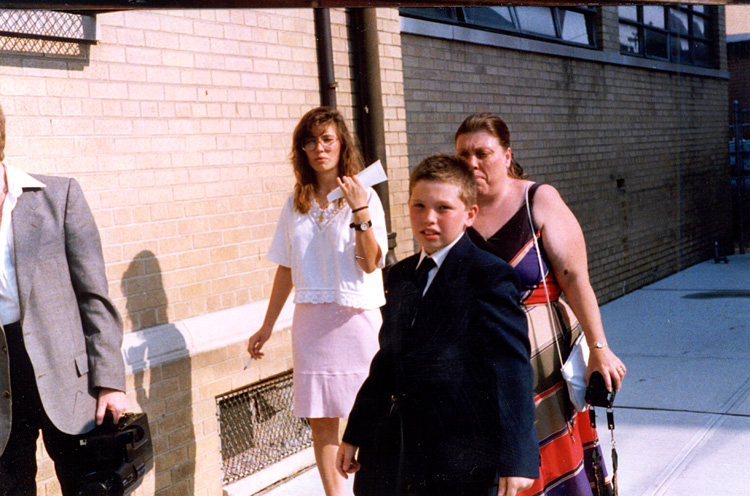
[255,254,750,496]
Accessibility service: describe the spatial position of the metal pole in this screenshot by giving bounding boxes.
[314,8,337,108]
[735,101,745,254]
[349,8,398,268]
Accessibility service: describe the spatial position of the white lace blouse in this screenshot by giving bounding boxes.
[267,187,387,309]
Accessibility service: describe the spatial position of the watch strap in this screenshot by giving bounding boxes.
[349,220,372,231]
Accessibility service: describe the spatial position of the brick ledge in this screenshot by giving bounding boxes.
[122,295,295,374]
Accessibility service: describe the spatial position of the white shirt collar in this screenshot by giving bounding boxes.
[417,230,466,270]
[4,164,46,199]
[0,164,45,325]
[415,231,466,296]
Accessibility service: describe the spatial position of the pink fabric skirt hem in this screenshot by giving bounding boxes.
[291,303,381,419]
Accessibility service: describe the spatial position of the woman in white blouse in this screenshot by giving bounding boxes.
[248,107,387,496]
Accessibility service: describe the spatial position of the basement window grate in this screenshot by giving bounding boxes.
[0,10,97,58]
[217,370,312,485]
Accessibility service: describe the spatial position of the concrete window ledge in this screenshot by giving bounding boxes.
[122,296,295,374]
[223,447,315,496]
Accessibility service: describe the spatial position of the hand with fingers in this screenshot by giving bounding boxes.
[497,476,534,496]
[337,176,368,212]
[248,325,273,360]
[336,442,361,479]
[95,388,127,426]
[587,346,626,392]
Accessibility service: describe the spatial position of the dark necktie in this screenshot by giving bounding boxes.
[415,257,436,295]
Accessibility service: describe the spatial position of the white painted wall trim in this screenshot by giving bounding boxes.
[122,296,295,374]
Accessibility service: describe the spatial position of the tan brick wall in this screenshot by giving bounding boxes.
[2,8,315,331]
[401,6,731,303]
[377,7,413,260]
[0,7,410,495]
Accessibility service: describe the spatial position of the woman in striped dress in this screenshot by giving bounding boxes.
[456,113,626,496]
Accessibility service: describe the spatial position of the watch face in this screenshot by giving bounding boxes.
[351,220,372,231]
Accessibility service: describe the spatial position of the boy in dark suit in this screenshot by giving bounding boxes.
[336,154,539,496]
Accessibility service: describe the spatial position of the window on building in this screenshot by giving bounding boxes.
[0,10,97,57]
[618,5,713,67]
[400,6,598,48]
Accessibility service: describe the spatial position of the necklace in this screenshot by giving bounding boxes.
[311,197,341,227]
[314,196,329,222]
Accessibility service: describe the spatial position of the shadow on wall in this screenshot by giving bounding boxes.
[122,251,196,495]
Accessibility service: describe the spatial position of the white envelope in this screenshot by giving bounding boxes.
[327,160,388,202]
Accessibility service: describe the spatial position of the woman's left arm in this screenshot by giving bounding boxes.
[532,184,626,392]
[337,176,383,273]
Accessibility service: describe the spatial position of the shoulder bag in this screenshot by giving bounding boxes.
[524,184,589,413]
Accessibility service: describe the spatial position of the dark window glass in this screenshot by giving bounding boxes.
[399,7,458,22]
[693,16,706,39]
[644,28,668,59]
[669,9,689,35]
[618,5,714,68]
[463,7,515,31]
[400,6,597,49]
[694,41,710,65]
[671,36,690,62]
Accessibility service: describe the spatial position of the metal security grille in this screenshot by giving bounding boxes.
[0,10,96,57]
[217,371,312,485]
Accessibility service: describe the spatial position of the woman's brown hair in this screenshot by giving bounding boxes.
[291,107,364,213]
[455,113,526,179]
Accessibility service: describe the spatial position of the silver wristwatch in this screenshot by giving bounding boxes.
[349,220,372,232]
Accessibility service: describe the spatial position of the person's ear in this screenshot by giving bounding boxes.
[464,204,479,227]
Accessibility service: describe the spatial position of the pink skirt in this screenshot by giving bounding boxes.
[292,303,381,419]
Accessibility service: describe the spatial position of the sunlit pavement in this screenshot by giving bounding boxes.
[597,253,750,496]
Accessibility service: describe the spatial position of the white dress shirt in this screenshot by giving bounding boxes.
[415,230,467,296]
[0,164,46,324]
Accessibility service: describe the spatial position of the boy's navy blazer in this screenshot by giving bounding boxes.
[344,233,539,490]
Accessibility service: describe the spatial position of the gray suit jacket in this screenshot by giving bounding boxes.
[0,175,125,454]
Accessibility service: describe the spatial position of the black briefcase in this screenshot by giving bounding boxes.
[76,412,153,496]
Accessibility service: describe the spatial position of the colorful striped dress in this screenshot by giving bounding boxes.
[468,182,613,496]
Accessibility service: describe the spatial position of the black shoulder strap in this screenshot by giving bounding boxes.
[528,182,542,204]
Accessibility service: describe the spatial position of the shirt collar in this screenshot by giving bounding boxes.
[3,163,46,200]
[417,230,466,270]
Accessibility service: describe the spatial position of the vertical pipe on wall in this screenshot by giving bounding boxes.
[734,101,745,254]
[314,8,337,108]
[349,7,398,267]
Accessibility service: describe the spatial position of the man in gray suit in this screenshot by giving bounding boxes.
[0,103,127,495]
